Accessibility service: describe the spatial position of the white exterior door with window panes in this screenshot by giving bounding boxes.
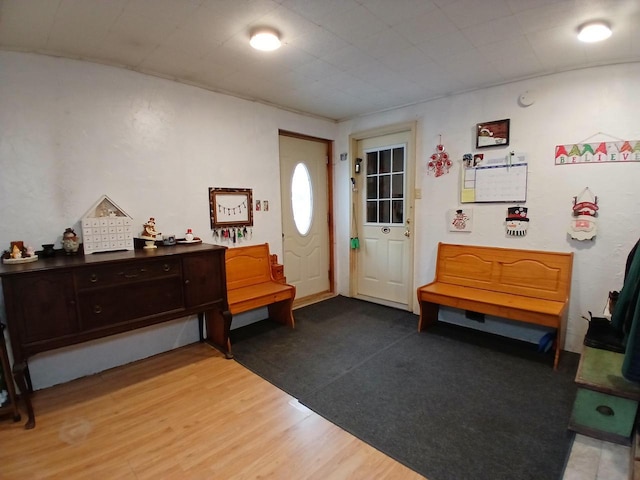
[355,132,412,307]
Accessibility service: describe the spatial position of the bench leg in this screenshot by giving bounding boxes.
[203,307,234,359]
[268,299,295,328]
[418,301,439,331]
[553,327,562,370]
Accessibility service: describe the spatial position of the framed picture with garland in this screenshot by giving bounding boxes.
[209,187,253,228]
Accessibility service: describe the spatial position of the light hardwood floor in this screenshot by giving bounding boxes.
[0,343,425,479]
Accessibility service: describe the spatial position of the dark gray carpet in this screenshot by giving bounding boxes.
[231,295,578,480]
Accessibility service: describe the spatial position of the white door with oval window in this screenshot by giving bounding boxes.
[279,134,330,300]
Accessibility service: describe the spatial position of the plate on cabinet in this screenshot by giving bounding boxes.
[2,255,38,264]
[177,238,202,245]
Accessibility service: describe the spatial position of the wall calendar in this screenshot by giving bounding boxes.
[461,152,528,203]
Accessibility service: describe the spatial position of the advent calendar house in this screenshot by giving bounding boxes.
[80,195,134,254]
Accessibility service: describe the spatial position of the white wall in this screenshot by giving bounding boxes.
[0,52,337,389]
[2,51,639,389]
[336,62,640,354]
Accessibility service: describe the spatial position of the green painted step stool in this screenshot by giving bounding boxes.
[569,346,640,445]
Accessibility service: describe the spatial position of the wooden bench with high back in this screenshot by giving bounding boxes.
[417,243,574,369]
[225,243,296,329]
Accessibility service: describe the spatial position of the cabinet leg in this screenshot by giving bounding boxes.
[197,312,204,342]
[13,361,35,429]
[203,308,233,359]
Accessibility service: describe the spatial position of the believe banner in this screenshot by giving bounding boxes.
[555,140,640,165]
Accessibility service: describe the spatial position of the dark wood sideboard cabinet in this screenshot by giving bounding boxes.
[0,243,231,429]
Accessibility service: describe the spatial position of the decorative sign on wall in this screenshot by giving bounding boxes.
[476,119,510,149]
[568,187,598,241]
[505,206,529,236]
[448,208,473,232]
[555,140,640,165]
[209,187,253,228]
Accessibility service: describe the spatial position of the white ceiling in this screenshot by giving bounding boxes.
[1,0,639,122]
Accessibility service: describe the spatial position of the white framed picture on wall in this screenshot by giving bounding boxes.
[448,208,473,232]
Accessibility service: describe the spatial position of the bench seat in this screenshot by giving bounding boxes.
[418,282,567,329]
[228,282,296,316]
[417,243,573,369]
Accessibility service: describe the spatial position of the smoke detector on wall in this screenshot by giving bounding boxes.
[518,91,536,107]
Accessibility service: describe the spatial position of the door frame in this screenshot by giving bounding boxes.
[278,129,335,296]
[348,121,417,309]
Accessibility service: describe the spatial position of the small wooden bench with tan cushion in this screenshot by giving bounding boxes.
[225,243,296,329]
[417,243,574,369]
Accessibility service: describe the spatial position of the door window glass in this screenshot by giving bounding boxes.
[291,163,313,235]
[365,145,406,224]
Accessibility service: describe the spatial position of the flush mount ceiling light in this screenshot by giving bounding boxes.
[577,21,612,43]
[250,28,281,51]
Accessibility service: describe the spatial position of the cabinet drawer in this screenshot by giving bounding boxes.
[75,259,181,289]
[78,277,185,330]
[569,388,638,445]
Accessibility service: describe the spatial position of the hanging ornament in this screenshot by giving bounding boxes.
[427,135,452,177]
[568,187,598,241]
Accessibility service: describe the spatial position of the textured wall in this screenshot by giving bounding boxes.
[0,52,336,389]
[337,63,640,354]
[2,51,639,388]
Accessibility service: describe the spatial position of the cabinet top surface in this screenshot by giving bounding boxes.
[0,243,227,276]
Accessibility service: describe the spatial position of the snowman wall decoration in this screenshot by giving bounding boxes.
[568,187,598,241]
[505,206,529,236]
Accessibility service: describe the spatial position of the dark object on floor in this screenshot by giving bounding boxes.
[465,310,485,323]
[609,290,619,315]
[583,314,625,353]
[231,295,578,480]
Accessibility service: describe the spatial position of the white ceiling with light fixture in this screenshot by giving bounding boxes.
[1,0,638,122]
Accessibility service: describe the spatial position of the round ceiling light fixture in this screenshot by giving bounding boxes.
[250,28,281,51]
[577,21,612,43]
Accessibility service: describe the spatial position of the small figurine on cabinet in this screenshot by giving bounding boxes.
[10,244,22,259]
[2,241,38,263]
[62,228,80,254]
[141,218,160,240]
[140,218,161,249]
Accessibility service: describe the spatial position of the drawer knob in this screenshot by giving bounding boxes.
[90,273,98,283]
[596,405,614,416]
[94,305,102,314]
[163,264,170,272]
